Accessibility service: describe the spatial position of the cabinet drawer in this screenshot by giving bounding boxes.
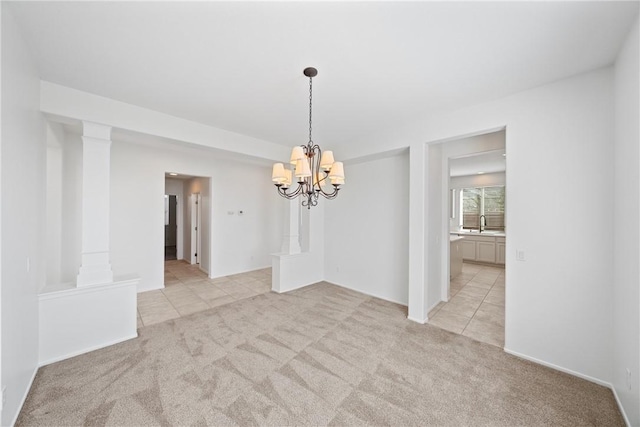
[459,234,496,242]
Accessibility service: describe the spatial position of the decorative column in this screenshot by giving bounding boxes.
[77,121,114,286]
[280,199,301,254]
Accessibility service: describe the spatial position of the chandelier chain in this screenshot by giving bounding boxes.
[308,76,313,144]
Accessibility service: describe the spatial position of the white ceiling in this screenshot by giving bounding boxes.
[8,1,639,150]
[449,150,506,177]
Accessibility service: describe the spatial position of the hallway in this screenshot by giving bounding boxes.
[428,263,505,347]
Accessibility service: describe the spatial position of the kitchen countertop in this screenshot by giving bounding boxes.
[450,235,465,242]
[450,230,506,238]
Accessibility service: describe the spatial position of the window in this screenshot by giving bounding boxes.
[461,186,505,230]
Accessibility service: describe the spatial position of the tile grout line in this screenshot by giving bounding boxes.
[460,276,497,335]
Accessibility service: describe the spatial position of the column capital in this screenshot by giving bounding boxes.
[82,121,112,140]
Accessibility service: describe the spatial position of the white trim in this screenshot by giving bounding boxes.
[10,367,38,427]
[504,348,610,388]
[427,300,443,315]
[272,282,313,294]
[323,280,408,307]
[504,349,631,425]
[408,315,428,324]
[38,333,138,367]
[39,278,139,301]
[611,385,631,427]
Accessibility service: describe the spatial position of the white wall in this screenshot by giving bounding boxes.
[1,5,45,425]
[426,144,442,312]
[612,17,639,425]
[45,122,64,285]
[45,126,83,286]
[272,199,325,293]
[324,152,410,305]
[331,67,613,383]
[110,139,282,292]
[409,68,614,384]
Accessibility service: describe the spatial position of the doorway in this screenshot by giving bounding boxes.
[164,195,178,261]
[426,130,507,348]
[190,193,202,265]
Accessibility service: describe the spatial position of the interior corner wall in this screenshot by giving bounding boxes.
[1,5,45,425]
[110,141,282,292]
[612,17,640,425]
[324,151,410,305]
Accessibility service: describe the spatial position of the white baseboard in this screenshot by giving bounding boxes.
[610,384,631,427]
[407,315,428,324]
[504,348,631,426]
[11,366,38,427]
[503,348,610,387]
[38,333,138,367]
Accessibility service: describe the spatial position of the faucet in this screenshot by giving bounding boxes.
[479,215,486,233]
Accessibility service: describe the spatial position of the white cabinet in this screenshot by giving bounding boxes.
[496,237,506,264]
[477,241,496,263]
[457,234,504,265]
[461,240,476,260]
[450,238,463,279]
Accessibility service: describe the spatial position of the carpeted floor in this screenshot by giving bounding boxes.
[17,282,623,426]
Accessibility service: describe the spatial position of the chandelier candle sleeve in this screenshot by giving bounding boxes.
[329,162,345,180]
[272,67,344,208]
[290,146,305,164]
[272,163,287,183]
[295,158,311,179]
[320,151,335,170]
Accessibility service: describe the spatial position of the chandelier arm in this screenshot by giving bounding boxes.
[277,183,303,199]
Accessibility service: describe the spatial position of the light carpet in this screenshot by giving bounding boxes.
[17,282,623,426]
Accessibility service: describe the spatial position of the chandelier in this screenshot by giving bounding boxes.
[271,67,344,208]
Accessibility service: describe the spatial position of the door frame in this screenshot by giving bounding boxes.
[190,193,202,265]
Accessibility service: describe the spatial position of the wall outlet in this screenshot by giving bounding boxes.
[627,368,632,390]
[516,250,526,261]
[1,386,6,411]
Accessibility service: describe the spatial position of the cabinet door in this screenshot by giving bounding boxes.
[477,242,496,263]
[461,240,476,260]
[496,243,506,264]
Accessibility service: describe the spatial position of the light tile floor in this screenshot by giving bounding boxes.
[428,262,505,347]
[137,260,272,328]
